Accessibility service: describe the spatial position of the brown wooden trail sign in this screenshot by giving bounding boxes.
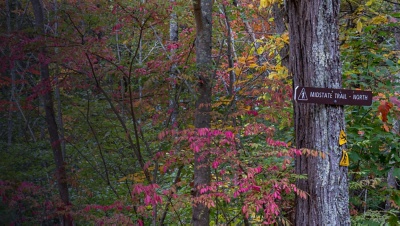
[294,86,372,106]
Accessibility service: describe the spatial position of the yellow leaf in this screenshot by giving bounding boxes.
[249,47,255,55]
[281,32,289,44]
[257,46,264,55]
[268,72,278,79]
[356,19,363,33]
[134,173,146,183]
[259,0,279,9]
[268,50,274,57]
[249,63,258,68]
[237,57,247,64]
[259,0,268,9]
[212,102,223,108]
[365,0,373,6]
[370,15,388,25]
[339,130,347,145]
[340,150,349,167]
[247,55,256,62]
[118,176,127,182]
[225,126,234,131]
[257,64,267,73]
[234,67,241,75]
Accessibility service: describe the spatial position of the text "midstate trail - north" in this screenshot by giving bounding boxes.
[310,92,368,100]
[295,87,372,106]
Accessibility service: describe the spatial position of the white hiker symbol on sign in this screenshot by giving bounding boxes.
[298,88,308,101]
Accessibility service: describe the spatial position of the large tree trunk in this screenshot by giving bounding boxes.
[192,0,212,225]
[386,0,399,210]
[287,0,350,225]
[30,0,72,225]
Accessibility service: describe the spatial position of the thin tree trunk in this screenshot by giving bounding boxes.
[7,64,15,148]
[220,4,236,96]
[288,0,350,225]
[169,0,179,125]
[6,0,13,149]
[235,1,267,65]
[157,4,180,224]
[55,70,66,158]
[192,0,212,225]
[30,0,72,225]
[52,0,66,158]
[6,0,11,32]
[13,86,37,143]
[272,2,289,69]
[84,96,119,198]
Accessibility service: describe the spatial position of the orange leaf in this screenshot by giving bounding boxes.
[383,123,390,132]
[378,101,393,122]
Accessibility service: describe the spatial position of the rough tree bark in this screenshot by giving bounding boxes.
[192,0,212,225]
[386,0,399,210]
[287,0,350,225]
[30,0,72,225]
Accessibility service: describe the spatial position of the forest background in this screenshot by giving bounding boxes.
[0,0,399,225]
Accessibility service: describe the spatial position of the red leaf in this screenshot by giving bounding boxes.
[112,23,123,31]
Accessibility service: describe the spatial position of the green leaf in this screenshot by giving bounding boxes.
[349,151,361,162]
[392,168,400,179]
[387,213,399,226]
[363,220,380,226]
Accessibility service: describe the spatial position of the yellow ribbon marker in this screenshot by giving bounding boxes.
[339,130,347,146]
[340,149,349,167]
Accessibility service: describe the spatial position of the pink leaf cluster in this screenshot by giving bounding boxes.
[132,184,162,206]
[266,137,288,147]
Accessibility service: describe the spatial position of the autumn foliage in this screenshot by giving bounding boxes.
[0,0,399,225]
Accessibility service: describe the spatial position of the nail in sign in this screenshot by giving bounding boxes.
[294,86,372,106]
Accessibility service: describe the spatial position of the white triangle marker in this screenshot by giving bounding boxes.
[298,88,308,101]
